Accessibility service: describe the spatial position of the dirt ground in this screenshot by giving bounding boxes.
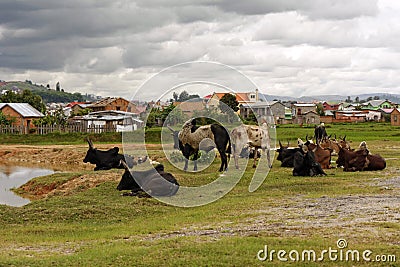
[0,144,130,199]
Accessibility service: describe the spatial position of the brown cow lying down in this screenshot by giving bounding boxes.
[336,141,386,172]
[298,138,332,169]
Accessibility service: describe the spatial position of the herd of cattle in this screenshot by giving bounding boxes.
[82,120,386,198]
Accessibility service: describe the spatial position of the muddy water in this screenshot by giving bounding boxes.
[0,165,54,207]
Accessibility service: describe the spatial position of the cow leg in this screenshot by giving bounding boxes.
[193,151,198,171]
[183,158,189,171]
[218,149,227,172]
[234,154,239,169]
[252,148,257,168]
[232,145,239,169]
[266,149,272,168]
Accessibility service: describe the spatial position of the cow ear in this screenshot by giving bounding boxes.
[113,147,120,154]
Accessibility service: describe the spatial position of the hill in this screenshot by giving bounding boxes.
[0,81,89,103]
[262,92,400,103]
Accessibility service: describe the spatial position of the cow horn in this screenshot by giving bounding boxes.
[86,137,94,149]
[119,159,129,170]
[166,125,175,133]
[279,140,283,147]
[343,135,346,141]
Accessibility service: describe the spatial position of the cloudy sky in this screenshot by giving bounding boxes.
[1,0,400,101]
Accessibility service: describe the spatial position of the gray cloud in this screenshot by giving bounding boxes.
[0,0,399,99]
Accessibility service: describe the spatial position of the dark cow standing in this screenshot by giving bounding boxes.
[293,146,326,177]
[169,119,231,172]
[117,161,179,197]
[83,138,134,171]
[314,123,328,144]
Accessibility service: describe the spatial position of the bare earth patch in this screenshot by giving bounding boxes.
[142,192,400,241]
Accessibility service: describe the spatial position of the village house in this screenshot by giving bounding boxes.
[292,103,317,117]
[63,102,92,117]
[72,110,143,132]
[379,108,395,122]
[206,90,259,110]
[173,98,206,118]
[361,99,394,110]
[269,101,286,124]
[0,103,44,132]
[88,97,136,113]
[391,108,400,126]
[303,111,321,125]
[322,101,341,111]
[239,102,274,124]
[335,110,369,123]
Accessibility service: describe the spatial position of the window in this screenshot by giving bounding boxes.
[116,106,121,111]
[395,115,398,122]
[250,94,256,99]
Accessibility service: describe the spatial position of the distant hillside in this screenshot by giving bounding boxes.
[0,81,88,103]
[262,93,400,104]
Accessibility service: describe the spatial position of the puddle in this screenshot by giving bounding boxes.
[0,165,54,207]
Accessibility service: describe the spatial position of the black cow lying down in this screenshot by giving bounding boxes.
[293,145,326,177]
[277,141,301,167]
[117,160,179,197]
[83,138,139,171]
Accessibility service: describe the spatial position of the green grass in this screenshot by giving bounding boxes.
[0,122,399,266]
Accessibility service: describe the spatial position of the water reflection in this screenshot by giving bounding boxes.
[0,165,54,207]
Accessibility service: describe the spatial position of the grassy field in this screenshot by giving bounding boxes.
[0,122,399,266]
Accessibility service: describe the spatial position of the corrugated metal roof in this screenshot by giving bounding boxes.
[0,103,44,117]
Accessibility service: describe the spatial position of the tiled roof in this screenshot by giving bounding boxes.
[89,97,119,107]
[235,93,250,102]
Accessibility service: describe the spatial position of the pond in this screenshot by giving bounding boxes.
[0,165,54,207]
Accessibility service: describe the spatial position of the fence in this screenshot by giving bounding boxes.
[0,124,118,135]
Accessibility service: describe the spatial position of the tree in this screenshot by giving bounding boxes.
[0,111,15,126]
[173,90,200,102]
[0,89,46,113]
[163,104,186,125]
[373,96,380,100]
[173,92,179,102]
[355,96,360,103]
[33,108,68,126]
[316,103,325,116]
[219,93,239,113]
[219,93,239,123]
[56,82,60,92]
[178,91,190,102]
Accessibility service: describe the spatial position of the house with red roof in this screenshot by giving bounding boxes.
[206,89,259,110]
